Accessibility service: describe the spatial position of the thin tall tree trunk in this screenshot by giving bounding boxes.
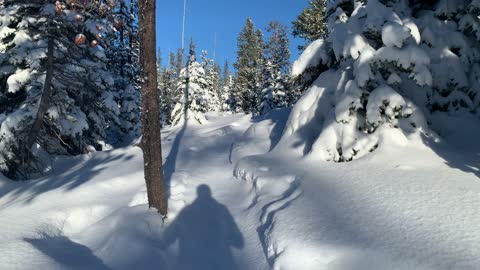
[24,37,54,159]
[138,0,168,216]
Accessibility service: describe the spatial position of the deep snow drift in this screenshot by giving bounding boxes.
[0,112,479,270]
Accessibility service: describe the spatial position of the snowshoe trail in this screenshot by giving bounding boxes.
[167,171,190,219]
[234,158,304,269]
[159,114,270,270]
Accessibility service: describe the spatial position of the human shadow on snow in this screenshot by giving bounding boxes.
[161,185,244,270]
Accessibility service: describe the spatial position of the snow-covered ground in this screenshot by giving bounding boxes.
[0,111,479,270]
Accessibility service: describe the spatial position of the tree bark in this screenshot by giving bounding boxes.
[138,0,168,216]
[24,37,54,160]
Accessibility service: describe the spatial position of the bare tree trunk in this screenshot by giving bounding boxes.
[138,0,168,216]
[24,37,54,160]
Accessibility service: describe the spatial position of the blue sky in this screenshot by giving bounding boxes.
[156,0,308,70]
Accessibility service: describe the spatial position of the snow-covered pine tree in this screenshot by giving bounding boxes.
[279,0,451,162]
[213,63,223,110]
[260,61,276,115]
[265,21,291,75]
[292,0,328,50]
[156,49,162,98]
[158,63,176,127]
[414,0,480,116]
[111,0,141,142]
[289,0,330,103]
[224,74,237,113]
[169,51,177,79]
[168,50,181,111]
[233,18,264,115]
[0,0,121,179]
[260,21,291,113]
[170,40,208,125]
[160,50,182,125]
[201,50,221,112]
[157,48,168,125]
[221,60,236,112]
[175,48,185,79]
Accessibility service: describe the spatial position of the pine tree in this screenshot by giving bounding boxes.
[213,63,223,110]
[292,0,328,50]
[281,0,450,162]
[261,21,291,112]
[224,75,237,113]
[159,63,178,127]
[157,48,163,70]
[419,0,480,115]
[221,60,236,112]
[167,51,181,117]
[175,48,185,79]
[233,18,264,115]
[112,0,141,142]
[201,50,221,112]
[157,48,176,126]
[290,1,332,102]
[265,21,291,75]
[260,61,276,114]
[169,51,178,84]
[170,39,208,125]
[157,49,168,125]
[0,1,121,179]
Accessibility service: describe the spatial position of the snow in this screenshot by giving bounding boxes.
[335,80,362,123]
[0,26,15,40]
[291,39,330,76]
[0,113,266,270]
[381,22,411,48]
[7,68,32,93]
[387,72,402,85]
[58,108,89,136]
[376,45,431,70]
[0,113,479,269]
[344,34,371,60]
[366,85,408,126]
[1,1,480,265]
[234,111,480,270]
[12,30,31,45]
[429,48,469,91]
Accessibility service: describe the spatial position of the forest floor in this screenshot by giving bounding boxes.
[0,111,479,270]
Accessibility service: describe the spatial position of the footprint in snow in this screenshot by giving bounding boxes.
[168,171,192,219]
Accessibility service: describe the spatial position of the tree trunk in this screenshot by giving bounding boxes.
[138,0,168,216]
[24,37,54,160]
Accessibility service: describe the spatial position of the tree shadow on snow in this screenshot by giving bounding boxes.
[422,133,480,178]
[250,107,292,151]
[163,70,190,200]
[0,152,136,207]
[163,122,187,200]
[245,155,479,270]
[161,185,244,270]
[24,226,111,270]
